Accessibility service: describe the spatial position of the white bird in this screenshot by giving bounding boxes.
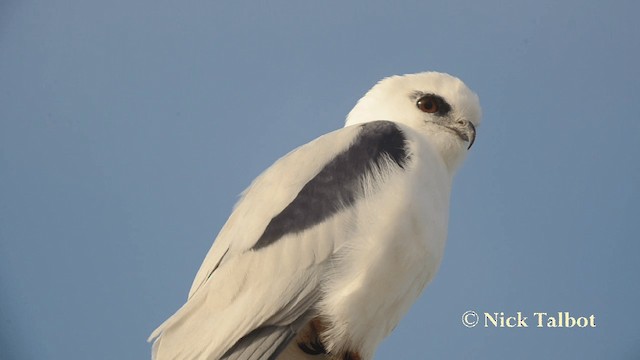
[149,71,481,360]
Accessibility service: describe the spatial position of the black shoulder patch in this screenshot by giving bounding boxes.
[252,121,410,251]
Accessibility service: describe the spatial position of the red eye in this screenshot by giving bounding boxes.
[417,95,439,113]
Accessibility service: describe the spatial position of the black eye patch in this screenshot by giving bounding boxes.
[412,92,452,116]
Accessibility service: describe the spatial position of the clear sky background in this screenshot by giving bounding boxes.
[1,1,639,359]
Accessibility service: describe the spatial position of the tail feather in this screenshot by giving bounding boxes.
[222,310,312,360]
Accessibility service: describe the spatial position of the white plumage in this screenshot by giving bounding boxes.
[149,71,481,360]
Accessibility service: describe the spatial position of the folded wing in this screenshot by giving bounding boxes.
[149,121,410,360]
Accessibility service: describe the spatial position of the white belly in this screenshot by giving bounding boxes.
[318,140,453,359]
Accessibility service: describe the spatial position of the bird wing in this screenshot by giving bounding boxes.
[149,121,411,360]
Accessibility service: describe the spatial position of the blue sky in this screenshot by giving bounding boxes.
[1,1,639,359]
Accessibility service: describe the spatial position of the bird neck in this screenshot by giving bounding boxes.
[424,128,469,175]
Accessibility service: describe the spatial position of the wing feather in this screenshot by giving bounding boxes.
[187,125,363,299]
[149,121,410,360]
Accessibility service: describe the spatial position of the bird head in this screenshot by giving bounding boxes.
[345,71,481,171]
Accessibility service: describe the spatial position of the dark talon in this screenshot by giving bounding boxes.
[298,340,327,355]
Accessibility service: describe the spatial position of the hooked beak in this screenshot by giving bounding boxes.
[466,122,476,150]
[444,120,476,150]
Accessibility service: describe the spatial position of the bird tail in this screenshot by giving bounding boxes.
[149,303,312,360]
[219,312,311,360]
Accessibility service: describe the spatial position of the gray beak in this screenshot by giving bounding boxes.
[445,120,476,150]
[466,122,476,150]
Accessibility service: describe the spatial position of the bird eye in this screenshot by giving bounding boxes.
[417,95,440,114]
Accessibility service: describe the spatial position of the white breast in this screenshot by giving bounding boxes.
[317,128,453,359]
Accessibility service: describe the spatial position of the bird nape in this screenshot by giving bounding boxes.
[149,71,481,360]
